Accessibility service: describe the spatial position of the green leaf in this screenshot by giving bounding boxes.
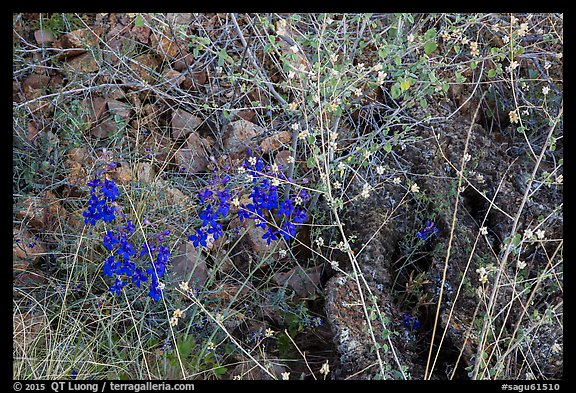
[390,82,401,99]
[424,40,437,55]
[511,233,522,247]
[488,69,496,78]
[400,79,411,91]
[134,14,146,27]
[454,44,460,53]
[306,156,316,169]
[384,141,392,153]
[419,98,428,108]
[424,28,437,40]
[213,366,228,378]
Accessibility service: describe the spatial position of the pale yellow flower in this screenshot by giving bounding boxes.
[410,183,420,193]
[169,317,179,327]
[281,372,290,380]
[179,281,189,292]
[265,328,274,338]
[509,110,520,124]
[173,309,184,318]
[470,42,479,57]
[517,260,527,270]
[320,361,330,378]
[480,227,488,236]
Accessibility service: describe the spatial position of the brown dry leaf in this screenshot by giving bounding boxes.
[273,265,322,298]
[222,119,263,154]
[13,227,47,270]
[171,242,208,287]
[171,108,202,140]
[260,131,292,153]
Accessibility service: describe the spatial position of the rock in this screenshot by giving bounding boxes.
[171,109,202,140]
[174,132,211,173]
[222,119,263,154]
[23,74,50,91]
[83,96,107,123]
[65,52,100,73]
[110,162,132,185]
[273,265,322,298]
[274,150,293,170]
[66,160,88,187]
[166,13,193,25]
[56,28,101,58]
[171,242,208,287]
[68,147,89,164]
[163,69,184,86]
[137,162,156,183]
[235,110,256,122]
[150,33,180,59]
[260,130,292,153]
[91,118,117,139]
[173,53,194,72]
[15,197,44,229]
[131,54,159,83]
[165,186,188,205]
[34,29,55,45]
[106,98,132,122]
[130,24,151,44]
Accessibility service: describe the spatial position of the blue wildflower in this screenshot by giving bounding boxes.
[402,313,421,330]
[416,220,439,241]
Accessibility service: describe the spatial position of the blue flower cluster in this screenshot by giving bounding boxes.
[188,175,232,247]
[83,175,171,301]
[402,313,421,330]
[83,175,119,225]
[189,153,309,248]
[416,220,439,241]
